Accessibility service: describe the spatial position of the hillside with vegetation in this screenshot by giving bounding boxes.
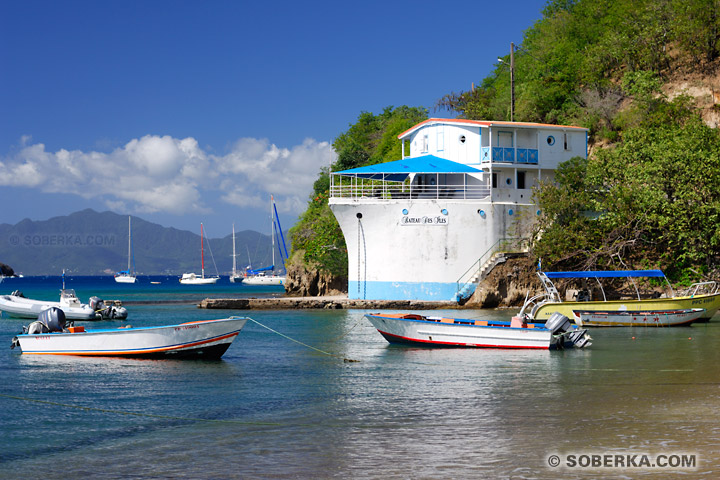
[0,209,276,276]
[287,0,720,295]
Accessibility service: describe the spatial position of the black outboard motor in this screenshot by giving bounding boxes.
[88,296,104,311]
[545,312,572,335]
[37,307,66,333]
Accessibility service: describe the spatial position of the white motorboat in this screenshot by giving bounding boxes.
[11,308,248,359]
[365,312,591,349]
[0,289,98,320]
[114,215,138,283]
[180,223,219,285]
[572,308,705,327]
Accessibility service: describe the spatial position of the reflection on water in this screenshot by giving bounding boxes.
[1,304,719,478]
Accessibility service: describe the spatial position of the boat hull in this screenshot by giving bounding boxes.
[532,294,720,322]
[114,275,137,284]
[179,275,219,285]
[243,275,286,286]
[330,200,532,301]
[365,313,559,349]
[14,317,248,359]
[573,308,704,327]
[0,295,98,320]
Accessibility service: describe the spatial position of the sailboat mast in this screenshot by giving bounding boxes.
[127,216,132,272]
[201,223,205,278]
[270,196,275,273]
[232,223,237,275]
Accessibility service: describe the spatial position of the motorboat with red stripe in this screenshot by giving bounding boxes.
[365,312,591,349]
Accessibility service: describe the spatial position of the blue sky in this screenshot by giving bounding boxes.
[0,0,549,235]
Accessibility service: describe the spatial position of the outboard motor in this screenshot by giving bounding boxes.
[37,307,66,333]
[88,296,104,311]
[567,329,592,348]
[545,312,572,335]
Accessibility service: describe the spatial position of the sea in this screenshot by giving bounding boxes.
[1,275,719,479]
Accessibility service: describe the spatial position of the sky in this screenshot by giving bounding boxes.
[0,0,549,236]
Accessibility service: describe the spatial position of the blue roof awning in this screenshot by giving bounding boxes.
[334,155,483,181]
[544,270,666,279]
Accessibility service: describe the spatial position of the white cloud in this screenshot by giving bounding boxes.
[0,134,335,219]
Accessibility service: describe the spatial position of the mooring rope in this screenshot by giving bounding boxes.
[247,318,359,362]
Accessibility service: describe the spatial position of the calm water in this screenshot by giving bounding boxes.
[1,276,719,479]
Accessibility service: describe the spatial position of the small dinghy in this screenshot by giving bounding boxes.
[572,308,705,327]
[11,307,248,359]
[365,312,591,349]
[0,290,98,320]
[0,290,128,320]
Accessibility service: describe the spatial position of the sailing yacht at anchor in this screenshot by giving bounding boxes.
[230,223,243,284]
[244,196,288,286]
[180,223,220,285]
[115,216,137,283]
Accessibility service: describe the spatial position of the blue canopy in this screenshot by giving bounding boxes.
[334,155,483,181]
[544,270,666,279]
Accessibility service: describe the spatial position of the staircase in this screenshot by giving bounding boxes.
[454,238,529,304]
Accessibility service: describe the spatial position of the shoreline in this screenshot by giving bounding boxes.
[197,295,458,310]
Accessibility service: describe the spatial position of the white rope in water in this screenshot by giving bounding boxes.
[247,318,359,362]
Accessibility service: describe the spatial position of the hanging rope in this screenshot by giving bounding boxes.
[357,217,367,299]
[202,225,221,277]
[357,218,361,297]
[247,318,359,362]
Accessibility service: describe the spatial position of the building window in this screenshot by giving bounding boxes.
[459,134,466,144]
[517,171,526,189]
[422,135,428,153]
[547,135,555,146]
[492,173,498,188]
[564,133,569,150]
[498,131,513,147]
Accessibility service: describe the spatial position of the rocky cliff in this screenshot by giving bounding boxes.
[465,255,542,308]
[0,262,15,276]
[284,252,347,297]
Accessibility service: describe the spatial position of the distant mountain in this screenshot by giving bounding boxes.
[0,209,288,276]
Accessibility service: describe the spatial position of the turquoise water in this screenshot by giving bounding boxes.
[1,276,719,478]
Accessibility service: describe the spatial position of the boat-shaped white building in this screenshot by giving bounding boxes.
[329,118,588,302]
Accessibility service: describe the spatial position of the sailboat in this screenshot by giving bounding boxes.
[114,216,137,283]
[180,223,220,285]
[229,223,243,284]
[244,196,288,286]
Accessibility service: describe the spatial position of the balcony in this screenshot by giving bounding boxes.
[330,182,491,200]
[481,147,538,164]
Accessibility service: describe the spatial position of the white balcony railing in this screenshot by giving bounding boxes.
[330,183,491,200]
